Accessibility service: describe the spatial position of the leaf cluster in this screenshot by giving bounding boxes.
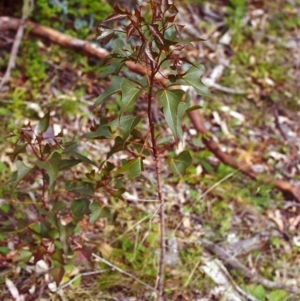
[3,0,212,294]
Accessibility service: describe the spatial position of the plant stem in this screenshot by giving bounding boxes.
[147,72,165,300]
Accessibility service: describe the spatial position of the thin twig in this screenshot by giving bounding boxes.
[58,270,108,290]
[91,253,158,294]
[0,0,34,91]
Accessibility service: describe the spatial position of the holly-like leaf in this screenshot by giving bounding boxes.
[81,124,112,140]
[120,115,141,140]
[10,160,33,188]
[182,64,211,97]
[157,89,185,138]
[35,152,61,188]
[38,112,50,133]
[93,76,121,109]
[120,78,143,114]
[116,157,143,179]
[71,199,90,223]
[62,142,97,166]
[13,250,32,263]
[67,182,94,196]
[52,200,67,212]
[58,159,82,171]
[167,151,192,176]
[72,151,97,167]
[99,58,126,77]
[106,136,128,158]
[11,143,26,161]
[89,202,112,224]
[89,202,103,224]
[111,39,126,56]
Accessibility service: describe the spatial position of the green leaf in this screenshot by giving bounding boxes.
[36,152,61,188]
[81,124,112,139]
[182,64,211,97]
[0,203,9,214]
[13,250,32,263]
[66,182,94,196]
[167,151,192,176]
[250,285,265,300]
[116,157,143,179]
[62,143,97,166]
[89,202,103,224]
[0,246,9,254]
[11,143,26,161]
[11,160,33,188]
[58,159,82,171]
[71,199,90,223]
[156,135,172,146]
[93,76,121,109]
[111,38,131,57]
[111,188,125,200]
[58,221,76,254]
[40,221,52,238]
[106,136,128,158]
[267,290,287,301]
[52,200,67,212]
[120,78,143,114]
[192,137,204,147]
[120,115,141,140]
[38,112,50,133]
[52,249,64,265]
[99,58,126,77]
[176,102,190,140]
[167,64,211,97]
[157,89,184,138]
[89,202,112,224]
[72,151,97,167]
[111,38,124,53]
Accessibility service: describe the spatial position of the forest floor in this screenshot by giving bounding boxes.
[1,0,300,300]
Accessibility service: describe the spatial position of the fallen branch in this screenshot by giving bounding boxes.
[200,238,300,295]
[1,16,300,201]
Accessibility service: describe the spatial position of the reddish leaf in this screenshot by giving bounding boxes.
[145,43,156,65]
[175,24,184,38]
[49,267,65,286]
[126,24,136,39]
[149,24,164,45]
[113,5,128,14]
[102,13,128,23]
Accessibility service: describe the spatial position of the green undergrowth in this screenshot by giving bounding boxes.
[0,0,300,300]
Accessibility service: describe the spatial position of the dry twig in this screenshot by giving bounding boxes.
[92,253,159,294]
[200,238,300,295]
